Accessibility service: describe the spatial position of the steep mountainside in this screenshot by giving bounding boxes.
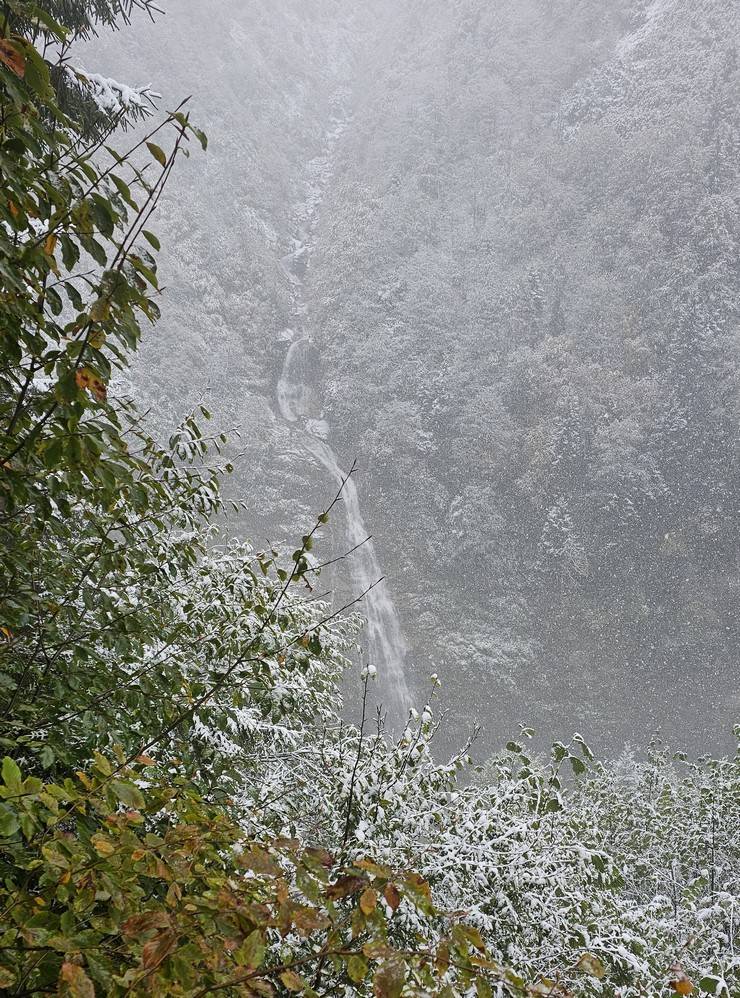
[85,0,739,756]
[308,0,740,754]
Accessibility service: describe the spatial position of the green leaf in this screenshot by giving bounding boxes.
[235,930,265,969]
[347,955,368,984]
[698,978,721,995]
[146,142,167,167]
[26,4,69,39]
[142,230,161,251]
[569,755,587,776]
[111,780,145,809]
[93,752,112,776]
[0,802,20,838]
[2,756,22,791]
[22,41,53,100]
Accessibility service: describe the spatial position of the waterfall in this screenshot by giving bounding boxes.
[277,338,412,731]
[274,104,412,730]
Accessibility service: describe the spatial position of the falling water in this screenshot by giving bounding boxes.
[274,106,412,730]
[277,340,412,731]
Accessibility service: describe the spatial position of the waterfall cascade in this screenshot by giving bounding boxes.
[275,105,412,730]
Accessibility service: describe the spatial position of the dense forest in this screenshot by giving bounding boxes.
[312,0,740,752]
[0,1,738,996]
[84,0,740,756]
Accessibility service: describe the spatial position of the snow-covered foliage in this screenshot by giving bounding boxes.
[219,639,740,998]
[64,64,157,117]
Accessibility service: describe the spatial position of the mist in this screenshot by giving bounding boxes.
[81,0,739,759]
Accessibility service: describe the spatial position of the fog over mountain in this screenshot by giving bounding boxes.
[86,0,738,759]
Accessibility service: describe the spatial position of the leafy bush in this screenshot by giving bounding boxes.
[0,6,529,996]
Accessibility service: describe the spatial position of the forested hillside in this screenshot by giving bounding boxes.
[86,0,367,537]
[309,0,740,753]
[84,0,740,756]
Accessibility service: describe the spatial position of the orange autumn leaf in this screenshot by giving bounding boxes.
[383,882,401,911]
[75,367,107,401]
[60,962,94,998]
[670,966,695,995]
[0,38,25,78]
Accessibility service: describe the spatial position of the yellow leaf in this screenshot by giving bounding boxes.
[166,882,182,907]
[90,833,116,857]
[146,141,167,167]
[360,887,378,915]
[89,297,110,322]
[575,953,606,979]
[0,967,16,988]
[530,980,559,996]
[279,970,304,992]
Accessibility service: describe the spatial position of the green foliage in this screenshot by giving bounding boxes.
[0,755,524,996]
[0,0,215,775]
[4,0,162,41]
[3,0,164,134]
[2,7,736,998]
[305,0,740,753]
[0,10,529,996]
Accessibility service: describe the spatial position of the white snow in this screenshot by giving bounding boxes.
[65,65,157,116]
